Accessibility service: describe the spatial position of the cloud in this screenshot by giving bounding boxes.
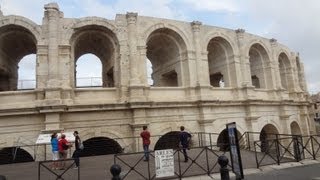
[180,0,238,12]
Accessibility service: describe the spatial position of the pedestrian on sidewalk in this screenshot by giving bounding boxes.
[50,132,59,170]
[72,131,82,169]
[140,125,151,161]
[179,126,191,162]
[58,134,71,170]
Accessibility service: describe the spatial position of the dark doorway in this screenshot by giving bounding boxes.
[217,129,241,151]
[0,147,34,165]
[154,131,180,150]
[80,137,123,157]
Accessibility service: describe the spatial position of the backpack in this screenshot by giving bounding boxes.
[62,142,69,150]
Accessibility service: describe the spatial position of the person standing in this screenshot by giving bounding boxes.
[140,126,151,161]
[179,126,191,162]
[50,132,59,170]
[72,131,81,169]
[58,134,71,170]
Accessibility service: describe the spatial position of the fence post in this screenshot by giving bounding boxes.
[110,164,121,180]
[310,136,316,160]
[218,155,230,180]
[275,135,280,165]
[247,132,251,151]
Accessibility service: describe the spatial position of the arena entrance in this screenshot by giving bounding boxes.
[259,124,279,153]
[0,147,34,165]
[217,128,242,151]
[80,137,123,157]
[154,131,180,150]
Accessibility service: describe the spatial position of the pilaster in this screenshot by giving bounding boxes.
[126,12,140,86]
[235,29,251,87]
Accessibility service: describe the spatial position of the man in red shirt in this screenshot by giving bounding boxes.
[140,126,150,161]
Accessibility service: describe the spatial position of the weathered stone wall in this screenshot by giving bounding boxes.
[0,3,314,153]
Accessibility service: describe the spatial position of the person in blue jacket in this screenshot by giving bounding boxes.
[51,132,59,170]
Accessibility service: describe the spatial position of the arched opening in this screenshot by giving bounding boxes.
[146,59,153,85]
[259,124,279,153]
[76,53,102,87]
[251,75,260,88]
[0,25,37,91]
[154,131,180,150]
[207,37,235,87]
[146,28,187,87]
[249,43,271,89]
[290,121,301,135]
[296,58,304,90]
[290,121,302,160]
[80,137,123,157]
[278,53,291,90]
[0,147,34,165]
[18,54,36,90]
[71,25,118,88]
[217,129,241,151]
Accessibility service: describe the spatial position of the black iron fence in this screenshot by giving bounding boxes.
[114,145,231,180]
[38,158,79,180]
[254,135,320,168]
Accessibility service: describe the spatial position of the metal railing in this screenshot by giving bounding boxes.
[38,158,79,180]
[254,135,320,168]
[76,77,102,87]
[114,145,231,180]
[17,79,36,90]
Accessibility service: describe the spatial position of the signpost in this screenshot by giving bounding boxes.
[226,122,244,179]
[155,149,174,178]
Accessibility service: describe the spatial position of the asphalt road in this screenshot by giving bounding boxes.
[244,163,320,180]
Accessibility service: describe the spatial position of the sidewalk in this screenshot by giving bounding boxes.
[181,159,320,180]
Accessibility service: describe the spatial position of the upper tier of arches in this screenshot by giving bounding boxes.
[0,14,306,93]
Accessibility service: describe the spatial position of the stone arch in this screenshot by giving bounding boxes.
[154,131,180,150]
[248,42,272,89]
[290,121,302,135]
[80,136,123,157]
[64,17,117,41]
[202,32,239,55]
[259,123,279,152]
[207,36,237,87]
[216,128,241,151]
[143,23,191,49]
[0,15,41,42]
[0,23,38,91]
[0,147,34,165]
[278,52,293,90]
[146,27,188,86]
[70,24,119,88]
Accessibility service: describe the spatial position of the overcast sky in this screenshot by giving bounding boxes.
[1,0,319,93]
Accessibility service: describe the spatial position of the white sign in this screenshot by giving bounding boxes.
[155,149,174,178]
[36,132,75,144]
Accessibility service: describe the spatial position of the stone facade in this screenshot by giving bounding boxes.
[0,3,314,153]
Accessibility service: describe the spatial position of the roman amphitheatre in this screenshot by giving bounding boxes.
[0,2,314,162]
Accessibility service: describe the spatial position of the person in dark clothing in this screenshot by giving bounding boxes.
[72,131,81,169]
[140,126,151,161]
[179,126,191,162]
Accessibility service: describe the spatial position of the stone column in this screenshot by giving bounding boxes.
[137,46,148,85]
[269,38,279,90]
[44,3,61,88]
[42,3,63,130]
[191,21,202,86]
[126,12,140,86]
[235,29,251,87]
